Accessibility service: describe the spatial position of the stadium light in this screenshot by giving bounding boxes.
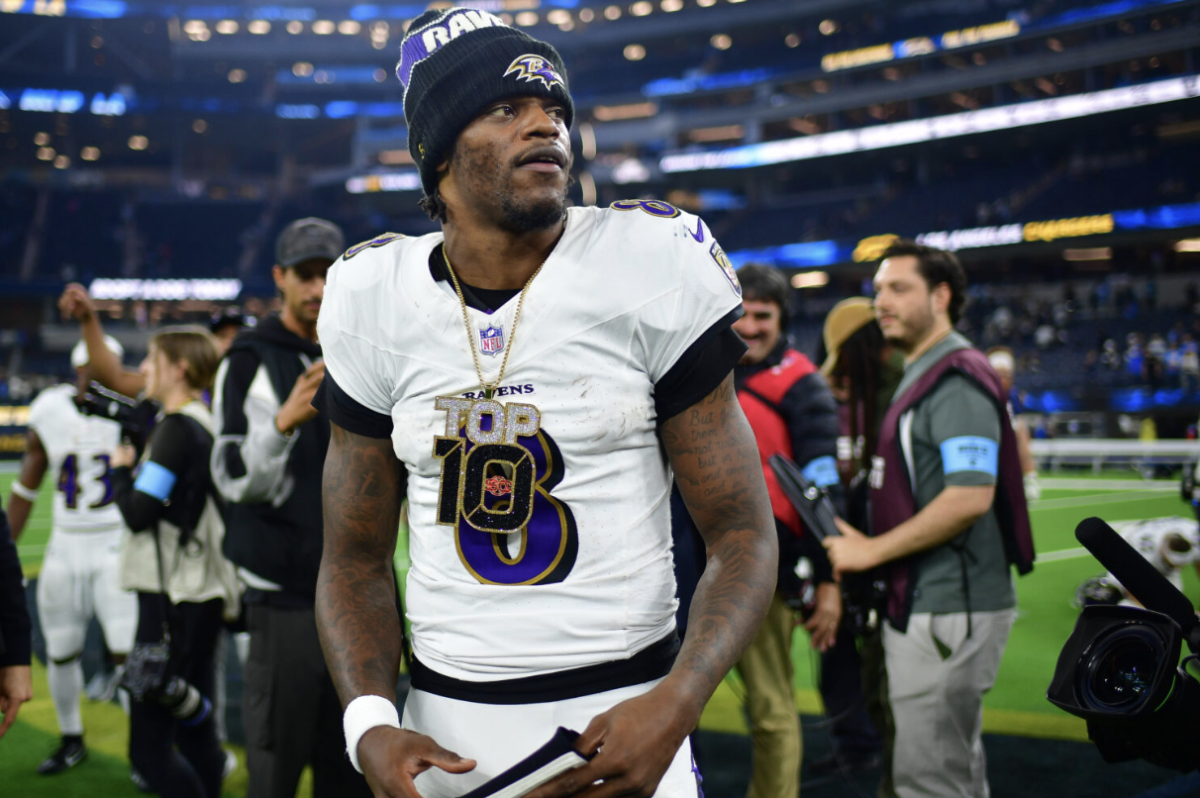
[696,0,716,6]
[662,0,683,11]
[192,119,208,133]
[580,122,597,160]
[312,20,335,34]
[287,20,303,34]
[624,44,646,61]
[791,271,829,289]
[378,149,414,165]
[548,9,571,24]
[81,146,100,161]
[1175,239,1200,252]
[819,19,838,35]
[293,62,314,77]
[579,171,598,206]
[338,20,361,35]
[34,131,49,146]
[631,2,653,16]
[661,74,1200,173]
[54,154,70,169]
[1062,247,1112,261]
[128,135,148,151]
[215,20,238,34]
[604,6,622,20]
[593,101,657,121]
[248,20,271,34]
[689,124,744,142]
[228,69,247,84]
[711,33,731,50]
[785,33,800,48]
[36,146,54,161]
[579,8,595,21]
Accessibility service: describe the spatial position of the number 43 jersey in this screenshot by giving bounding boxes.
[27,384,124,533]
[319,203,745,682]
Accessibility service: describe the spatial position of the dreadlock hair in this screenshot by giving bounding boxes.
[833,318,889,474]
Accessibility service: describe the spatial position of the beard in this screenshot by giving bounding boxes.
[884,305,936,353]
[453,141,568,234]
[498,188,567,234]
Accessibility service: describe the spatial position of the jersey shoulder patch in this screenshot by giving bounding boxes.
[342,231,406,261]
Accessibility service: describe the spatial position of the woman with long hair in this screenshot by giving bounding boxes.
[111,326,241,798]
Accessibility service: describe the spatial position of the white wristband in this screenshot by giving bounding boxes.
[10,481,39,502]
[344,695,401,774]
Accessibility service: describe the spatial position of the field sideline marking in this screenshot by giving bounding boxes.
[1031,491,1183,511]
[1040,479,1178,491]
[1035,547,1090,564]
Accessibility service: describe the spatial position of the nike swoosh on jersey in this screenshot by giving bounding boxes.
[686,218,705,243]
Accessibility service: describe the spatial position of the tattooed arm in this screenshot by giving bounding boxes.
[317,423,474,798]
[528,373,776,798]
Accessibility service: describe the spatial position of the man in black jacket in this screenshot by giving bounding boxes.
[0,507,33,741]
[730,265,880,796]
[211,218,371,798]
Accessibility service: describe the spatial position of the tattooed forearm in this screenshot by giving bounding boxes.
[660,373,776,718]
[317,423,407,707]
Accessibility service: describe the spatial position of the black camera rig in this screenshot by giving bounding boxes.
[1047,516,1200,772]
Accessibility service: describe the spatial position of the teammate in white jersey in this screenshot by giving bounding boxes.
[1106,516,1200,600]
[6,336,138,774]
[314,10,777,798]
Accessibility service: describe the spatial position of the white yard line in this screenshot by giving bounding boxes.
[1034,547,1092,564]
[1031,492,1182,511]
[1040,479,1178,491]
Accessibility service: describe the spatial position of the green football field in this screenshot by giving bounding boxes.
[1,467,1196,796]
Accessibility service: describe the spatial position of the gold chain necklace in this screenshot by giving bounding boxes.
[442,243,545,400]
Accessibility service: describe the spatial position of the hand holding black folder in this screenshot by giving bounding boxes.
[457,728,593,798]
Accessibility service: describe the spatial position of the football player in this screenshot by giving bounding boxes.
[1075,516,1200,608]
[314,9,777,798]
[6,337,137,774]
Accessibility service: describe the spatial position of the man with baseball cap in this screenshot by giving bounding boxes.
[315,8,776,798]
[210,217,372,798]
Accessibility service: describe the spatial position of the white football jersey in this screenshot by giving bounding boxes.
[1107,516,1200,593]
[27,384,124,533]
[319,203,743,681]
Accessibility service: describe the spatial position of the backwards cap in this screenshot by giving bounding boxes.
[396,8,574,195]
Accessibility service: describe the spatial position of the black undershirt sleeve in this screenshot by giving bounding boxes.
[113,414,196,533]
[654,309,747,424]
[314,371,393,439]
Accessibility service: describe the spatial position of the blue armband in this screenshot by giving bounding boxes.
[801,455,840,488]
[939,436,998,477]
[134,461,177,502]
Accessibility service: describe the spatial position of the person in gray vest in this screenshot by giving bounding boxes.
[825,241,1031,798]
[211,218,372,798]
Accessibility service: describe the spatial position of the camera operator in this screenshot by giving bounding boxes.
[825,242,1033,798]
[111,327,241,798]
[728,264,846,798]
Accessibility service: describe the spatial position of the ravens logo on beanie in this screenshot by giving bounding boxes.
[396,8,575,196]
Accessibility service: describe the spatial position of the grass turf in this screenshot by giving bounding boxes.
[2,468,1195,791]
